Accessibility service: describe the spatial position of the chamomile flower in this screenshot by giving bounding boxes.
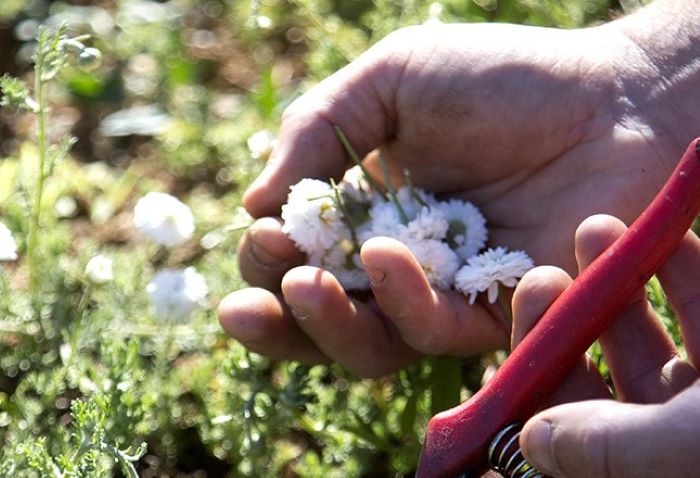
[455,247,534,304]
[366,199,402,239]
[437,199,488,260]
[85,254,113,284]
[308,238,370,291]
[147,267,209,322]
[394,186,437,219]
[281,179,345,254]
[133,192,195,247]
[405,238,460,290]
[0,222,18,261]
[401,206,449,241]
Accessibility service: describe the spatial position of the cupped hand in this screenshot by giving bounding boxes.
[219,16,698,377]
[512,214,700,478]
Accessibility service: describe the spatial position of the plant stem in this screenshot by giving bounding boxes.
[28,66,47,304]
[333,125,388,201]
[330,178,360,250]
[378,152,409,223]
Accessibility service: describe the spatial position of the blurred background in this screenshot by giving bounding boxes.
[0,1,647,477]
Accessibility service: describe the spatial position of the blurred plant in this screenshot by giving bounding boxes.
[0,397,146,478]
[0,24,101,310]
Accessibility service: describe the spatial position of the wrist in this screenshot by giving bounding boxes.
[601,0,700,155]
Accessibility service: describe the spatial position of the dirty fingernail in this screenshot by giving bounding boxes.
[363,264,386,286]
[288,304,310,321]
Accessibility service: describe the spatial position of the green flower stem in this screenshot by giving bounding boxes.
[378,152,409,224]
[427,355,462,416]
[330,178,360,250]
[28,63,48,304]
[403,169,429,207]
[333,125,388,201]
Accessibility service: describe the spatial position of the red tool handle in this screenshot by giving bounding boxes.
[416,138,700,478]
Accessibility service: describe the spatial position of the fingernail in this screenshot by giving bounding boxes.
[524,420,556,475]
[288,304,309,321]
[248,235,284,267]
[363,263,386,286]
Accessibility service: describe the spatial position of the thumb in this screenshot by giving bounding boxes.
[520,381,700,478]
[242,30,412,218]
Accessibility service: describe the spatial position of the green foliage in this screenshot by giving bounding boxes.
[0,75,34,111]
[0,1,660,477]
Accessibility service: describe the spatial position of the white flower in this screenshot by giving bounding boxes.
[366,199,402,239]
[247,129,276,159]
[437,199,488,260]
[0,222,18,261]
[405,238,460,290]
[401,206,449,241]
[133,192,195,247]
[454,247,534,304]
[307,238,370,291]
[85,254,113,284]
[365,187,439,241]
[395,186,437,220]
[281,179,345,254]
[147,267,208,321]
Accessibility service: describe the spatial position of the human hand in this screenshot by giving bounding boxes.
[219,2,700,377]
[512,214,700,478]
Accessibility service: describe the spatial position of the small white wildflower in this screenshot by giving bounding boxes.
[246,129,276,159]
[437,199,488,260]
[405,238,460,290]
[255,15,273,29]
[281,179,345,254]
[147,267,209,322]
[429,2,445,18]
[133,192,195,247]
[85,254,113,284]
[454,247,534,304]
[0,222,18,261]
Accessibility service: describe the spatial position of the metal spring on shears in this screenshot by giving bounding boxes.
[487,423,547,478]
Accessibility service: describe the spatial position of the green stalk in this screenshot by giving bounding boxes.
[333,125,388,201]
[28,61,48,304]
[330,178,360,250]
[378,152,409,224]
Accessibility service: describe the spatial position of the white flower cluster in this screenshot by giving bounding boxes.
[133,192,208,321]
[146,267,209,323]
[133,192,195,247]
[281,170,534,304]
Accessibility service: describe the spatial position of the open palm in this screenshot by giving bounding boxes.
[218,20,697,377]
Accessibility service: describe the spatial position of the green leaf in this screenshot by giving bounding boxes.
[252,67,278,119]
[428,356,462,416]
[0,74,34,111]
